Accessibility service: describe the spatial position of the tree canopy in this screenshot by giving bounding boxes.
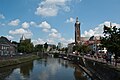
[44,42,48,51]
[34,44,43,52]
[101,25,120,56]
[73,44,91,55]
[18,40,34,53]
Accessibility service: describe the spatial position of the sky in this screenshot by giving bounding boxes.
[0,0,120,46]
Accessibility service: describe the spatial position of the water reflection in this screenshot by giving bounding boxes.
[0,67,14,80]
[20,61,33,78]
[0,57,91,80]
[74,66,90,80]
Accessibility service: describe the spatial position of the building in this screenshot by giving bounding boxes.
[87,36,101,52]
[75,17,81,45]
[68,17,81,53]
[57,42,63,49]
[68,42,75,53]
[0,36,17,56]
[84,36,107,55]
[20,35,31,44]
[47,44,57,52]
[20,34,25,43]
[81,37,89,45]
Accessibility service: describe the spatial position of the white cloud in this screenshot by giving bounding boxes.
[59,37,65,41]
[5,35,14,40]
[47,39,55,44]
[82,21,120,37]
[51,28,58,33]
[9,28,33,38]
[42,29,49,32]
[66,17,75,23]
[67,38,74,43]
[32,38,45,45]
[35,0,71,17]
[39,21,51,29]
[0,22,5,27]
[60,38,74,47]
[63,6,70,12]
[35,7,58,17]
[0,14,5,19]
[8,19,20,26]
[49,32,61,38]
[32,38,55,45]
[22,22,29,29]
[30,21,37,27]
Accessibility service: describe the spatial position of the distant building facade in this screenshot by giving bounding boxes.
[0,36,17,56]
[68,42,75,53]
[84,36,107,54]
[57,42,63,49]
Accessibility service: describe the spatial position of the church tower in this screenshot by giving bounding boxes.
[75,17,81,45]
[20,34,25,43]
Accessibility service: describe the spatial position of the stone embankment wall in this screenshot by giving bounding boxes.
[78,56,120,80]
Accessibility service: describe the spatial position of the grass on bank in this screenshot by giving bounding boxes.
[0,55,40,68]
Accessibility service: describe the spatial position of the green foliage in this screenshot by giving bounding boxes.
[34,44,43,52]
[101,25,120,56]
[0,55,39,67]
[52,45,56,49]
[73,44,91,54]
[18,40,34,53]
[44,42,48,51]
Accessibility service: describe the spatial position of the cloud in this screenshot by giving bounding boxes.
[9,28,33,38]
[35,0,71,17]
[51,28,58,33]
[66,17,75,23]
[82,21,120,37]
[32,38,45,45]
[59,38,74,47]
[22,22,29,29]
[39,21,51,29]
[0,22,5,27]
[30,21,37,27]
[8,19,20,26]
[47,39,55,44]
[42,29,49,32]
[0,14,5,19]
[5,35,14,40]
[49,32,61,38]
[35,7,58,17]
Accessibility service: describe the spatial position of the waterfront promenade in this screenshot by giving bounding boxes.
[84,55,120,70]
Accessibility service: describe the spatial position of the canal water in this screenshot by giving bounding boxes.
[0,57,91,80]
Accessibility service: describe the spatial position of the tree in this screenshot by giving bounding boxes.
[44,42,48,51]
[18,39,34,53]
[101,25,120,57]
[52,45,56,49]
[65,47,68,53]
[34,44,43,52]
[73,44,91,55]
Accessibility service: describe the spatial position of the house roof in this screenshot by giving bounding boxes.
[0,36,11,44]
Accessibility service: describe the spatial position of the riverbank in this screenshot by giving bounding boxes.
[76,56,120,80]
[0,55,40,68]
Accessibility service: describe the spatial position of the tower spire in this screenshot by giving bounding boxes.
[110,22,112,28]
[76,17,78,22]
[20,34,25,40]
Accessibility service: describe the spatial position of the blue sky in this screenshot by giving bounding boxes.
[0,0,120,46]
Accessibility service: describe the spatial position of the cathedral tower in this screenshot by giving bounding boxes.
[75,17,81,45]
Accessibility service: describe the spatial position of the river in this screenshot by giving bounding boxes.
[0,57,92,80]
